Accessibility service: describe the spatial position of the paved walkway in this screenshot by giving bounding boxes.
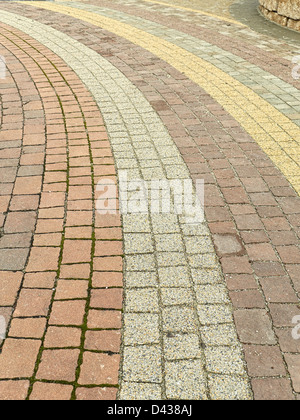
[0,0,299,400]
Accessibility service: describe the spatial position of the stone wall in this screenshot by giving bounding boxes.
[259,0,300,31]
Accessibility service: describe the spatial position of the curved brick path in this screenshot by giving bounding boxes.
[0,0,299,400]
[0,20,122,400]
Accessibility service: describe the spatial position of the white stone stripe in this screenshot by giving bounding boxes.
[0,10,252,400]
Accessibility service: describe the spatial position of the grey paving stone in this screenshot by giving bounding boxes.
[0,248,29,271]
[191,268,223,285]
[122,214,152,233]
[184,236,215,254]
[136,148,159,160]
[141,167,166,181]
[162,307,198,333]
[165,360,208,400]
[124,313,160,345]
[139,159,162,169]
[0,167,17,183]
[151,214,180,234]
[205,346,247,375]
[120,382,162,400]
[125,271,158,288]
[188,253,219,269]
[163,333,203,360]
[157,252,186,267]
[154,234,184,252]
[122,345,162,383]
[125,288,159,313]
[0,233,32,249]
[195,284,230,304]
[197,304,234,325]
[181,222,210,236]
[161,287,193,306]
[165,164,190,179]
[125,254,156,271]
[200,324,239,346]
[208,374,252,400]
[158,266,191,287]
[124,233,154,254]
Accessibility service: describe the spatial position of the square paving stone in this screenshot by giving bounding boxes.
[124,313,160,345]
[120,382,162,400]
[122,345,162,383]
[165,360,207,400]
[0,248,29,271]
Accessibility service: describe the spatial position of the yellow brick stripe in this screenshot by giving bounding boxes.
[23,1,300,194]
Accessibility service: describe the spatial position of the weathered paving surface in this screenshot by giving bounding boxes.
[0,0,299,400]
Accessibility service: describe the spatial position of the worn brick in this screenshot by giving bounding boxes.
[78,352,120,385]
[234,309,277,344]
[251,378,295,400]
[36,349,80,382]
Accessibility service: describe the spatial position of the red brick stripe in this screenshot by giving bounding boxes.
[0,23,122,400]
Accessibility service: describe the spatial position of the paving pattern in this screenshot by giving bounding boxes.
[0,0,299,400]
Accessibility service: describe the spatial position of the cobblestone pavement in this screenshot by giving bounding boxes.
[0,0,299,400]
